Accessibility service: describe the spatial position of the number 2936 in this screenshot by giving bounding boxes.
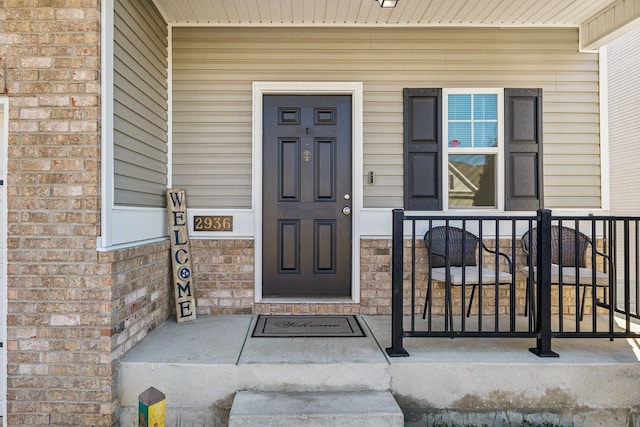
[193,216,233,232]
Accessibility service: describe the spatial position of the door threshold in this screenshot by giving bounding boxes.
[258,298,357,304]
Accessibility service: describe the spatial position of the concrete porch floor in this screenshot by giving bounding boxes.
[118,315,640,426]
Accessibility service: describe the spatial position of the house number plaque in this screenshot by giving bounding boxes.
[193,215,233,232]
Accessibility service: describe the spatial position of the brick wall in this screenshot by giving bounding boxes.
[99,242,172,361]
[359,237,605,318]
[360,238,393,315]
[360,238,531,317]
[98,242,172,422]
[189,237,525,316]
[191,239,254,314]
[1,2,116,425]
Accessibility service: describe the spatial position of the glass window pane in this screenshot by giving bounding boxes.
[473,122,497,147]
[448,154,496,208]
[448,122,471,147]
[448,95,471,120]
[473,94,497,120]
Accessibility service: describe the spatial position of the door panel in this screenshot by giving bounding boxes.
[279,139,300,200]
[279,220,300,272]
[316,139,335,200]
[263,95,352,298]
[315,220,336,272]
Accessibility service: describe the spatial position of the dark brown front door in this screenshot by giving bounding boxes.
[262,95,352,298]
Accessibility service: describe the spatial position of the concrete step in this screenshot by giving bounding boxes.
[228,390,404,427]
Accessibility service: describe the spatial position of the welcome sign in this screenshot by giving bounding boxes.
[166,189,197,322]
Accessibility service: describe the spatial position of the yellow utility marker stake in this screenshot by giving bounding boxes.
[139,386,165,427]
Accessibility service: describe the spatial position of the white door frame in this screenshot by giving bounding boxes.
[252,82,363,303]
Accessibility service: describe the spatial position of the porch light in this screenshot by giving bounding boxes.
[376,0,398,8]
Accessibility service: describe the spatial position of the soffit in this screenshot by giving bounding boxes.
[152,0,617,27]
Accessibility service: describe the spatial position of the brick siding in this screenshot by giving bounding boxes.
[99,242,172,361]
[359,237,603,318]
[360,238,393,315]
[1,2,115,425]
[191,239,254,315]
[188,238,544,317]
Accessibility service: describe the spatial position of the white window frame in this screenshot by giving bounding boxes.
[442,88,505,212]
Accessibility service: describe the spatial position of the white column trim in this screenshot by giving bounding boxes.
[599,47,611,212]
[0,97,8,425]
[99,0,115,248]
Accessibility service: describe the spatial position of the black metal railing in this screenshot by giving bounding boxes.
[386,208,640,357]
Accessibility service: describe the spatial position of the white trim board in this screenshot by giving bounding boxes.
[99,0,115,249]
[0,97,8,425]
[598,47,610,212]
[252,82,364,304]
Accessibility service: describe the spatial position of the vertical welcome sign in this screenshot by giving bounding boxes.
[166,189,196,322]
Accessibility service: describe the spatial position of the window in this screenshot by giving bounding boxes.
[403,88,543,212]
[444,90,502,209]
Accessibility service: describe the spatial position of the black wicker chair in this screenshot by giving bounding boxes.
[423,226,513,324]
[521,225,613,321]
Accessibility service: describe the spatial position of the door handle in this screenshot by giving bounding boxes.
[342,206,351,215]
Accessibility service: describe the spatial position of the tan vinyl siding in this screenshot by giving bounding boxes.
[114,0,168,207]
[172,27,601,209]
[608,27,640,216]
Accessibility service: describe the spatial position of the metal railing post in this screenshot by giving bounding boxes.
[530,208,559,357]
[386,209,409,357]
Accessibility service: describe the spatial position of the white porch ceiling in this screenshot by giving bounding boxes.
[151,0,640,49]
[152,0,617,26]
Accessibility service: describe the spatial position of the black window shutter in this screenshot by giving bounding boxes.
[504,88,544,211]
[403,88,442,210]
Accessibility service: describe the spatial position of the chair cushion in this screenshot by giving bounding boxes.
[523,265,609,286]
[430,266,512,285]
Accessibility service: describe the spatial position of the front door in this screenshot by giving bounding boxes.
[262,95,352,298]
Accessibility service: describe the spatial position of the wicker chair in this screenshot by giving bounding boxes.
[423,226,513,323]
[521,226,613,321]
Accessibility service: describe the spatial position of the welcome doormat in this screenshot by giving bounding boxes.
[252,315,365,338]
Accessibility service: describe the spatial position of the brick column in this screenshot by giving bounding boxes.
[1,3,114,425]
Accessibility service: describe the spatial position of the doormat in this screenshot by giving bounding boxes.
[252,315,365,338]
